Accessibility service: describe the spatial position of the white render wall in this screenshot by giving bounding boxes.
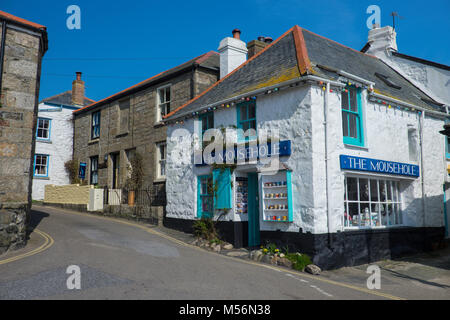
[310,86,448,233]
[166,83,448,235]
[32,103,76,200]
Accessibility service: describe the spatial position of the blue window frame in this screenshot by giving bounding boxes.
[36,118,51,141]
[342,87,364,147]
[199,112,214,138]
[197,175,213,218]
[237,100,256,141]
[91,111,101,139]
[446,136,450,159]
[34,154,49,177]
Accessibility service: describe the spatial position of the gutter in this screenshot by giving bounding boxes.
[369,92,449,118]
[164,75,345,122]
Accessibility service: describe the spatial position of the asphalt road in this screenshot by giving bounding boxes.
[0,205,442,300]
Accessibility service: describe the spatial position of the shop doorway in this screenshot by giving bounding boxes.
[248,172,260,247]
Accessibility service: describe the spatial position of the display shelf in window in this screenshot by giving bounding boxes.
[261,171,293,222]
[235,177,248,215]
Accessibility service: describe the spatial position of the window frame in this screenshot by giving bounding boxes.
[343,175,402,230]
[199,111,214,138]
[197,174,214,218]
[156,142,167,179]
[91,111,101,140]
[34,154,49,177]
[36,117,51,141]
[236,100,257,142]
[341,87,364,147]
[156,84,171,123]
[446,136,450,160]
[90,156,99,185]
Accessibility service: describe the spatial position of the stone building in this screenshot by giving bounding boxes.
[163,25,449,269]
[72,52,219,219]
[0,11,48,253]
[32,72,95,200]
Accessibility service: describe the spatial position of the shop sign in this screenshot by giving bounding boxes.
[197,140,291,166]
[340,155,419,177]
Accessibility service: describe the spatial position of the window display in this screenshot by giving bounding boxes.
[261,171,293,222]
[344,176,402,228]
[235,177,248,214]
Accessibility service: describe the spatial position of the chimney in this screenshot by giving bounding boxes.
[247,36,272,59]
[71,71,85,106]
[218,29,248,79]
[365,25,398,56]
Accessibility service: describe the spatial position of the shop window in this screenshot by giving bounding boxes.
[90,156,98,185]
[91,111,101,139]
[34,154,49,177]
[36,118,51,140]
[237,100,256,141]
[344,176,402,228]
[197,175,213,218]
[341,87,364,147]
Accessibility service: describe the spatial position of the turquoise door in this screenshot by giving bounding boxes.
[248,173,260,247]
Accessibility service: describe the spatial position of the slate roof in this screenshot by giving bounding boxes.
[40,91,95,108]
[74,51,219,115]
[165,26,440,121]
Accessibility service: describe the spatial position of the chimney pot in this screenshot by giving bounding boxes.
[264,37,273,44]
[257,36,265,42]
[232,28,241,40]
[72,71,85,106]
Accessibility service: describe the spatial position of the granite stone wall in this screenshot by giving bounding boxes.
[0,21,46,254]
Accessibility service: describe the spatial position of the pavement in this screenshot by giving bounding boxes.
[0,204,449,300]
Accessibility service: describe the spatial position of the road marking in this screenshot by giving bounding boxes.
[309,284,333,297]
[39,206,406,300]
[0,229,54,265]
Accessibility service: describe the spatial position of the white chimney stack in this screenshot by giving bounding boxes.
[366,25,398,56]
[218,29,247,79]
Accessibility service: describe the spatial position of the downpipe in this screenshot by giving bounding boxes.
[323,82,333,248]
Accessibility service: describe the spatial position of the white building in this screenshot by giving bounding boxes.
[32,72,95,200]
[162,26,450,269]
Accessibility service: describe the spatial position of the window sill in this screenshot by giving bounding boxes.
[154,177,166,183]
[36,139,52,144]
[154,121,164,128]
[34,176,50,180]
[115,132,128,138]
[344,144,368,152]
[88,139,99,145]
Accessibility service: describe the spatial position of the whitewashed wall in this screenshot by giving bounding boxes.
[310,86,447,234]
[32,103,76,200]
[166,83,448,235]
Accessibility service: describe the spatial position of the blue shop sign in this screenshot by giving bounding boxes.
[340,155,419,178]
[196,140,291,166]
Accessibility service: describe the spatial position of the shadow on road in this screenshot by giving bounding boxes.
[26,208,49,238]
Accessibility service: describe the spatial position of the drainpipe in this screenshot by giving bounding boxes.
[323,82,332,247]
[419,110,426,228]
[0,20,6,100]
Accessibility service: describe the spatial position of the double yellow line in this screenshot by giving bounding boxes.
[0,229,54,265]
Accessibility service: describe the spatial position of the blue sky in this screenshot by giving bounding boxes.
[2,0,450,102]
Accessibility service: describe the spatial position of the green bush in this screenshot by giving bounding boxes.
[286,253,313,271]
[193,217,218,241]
